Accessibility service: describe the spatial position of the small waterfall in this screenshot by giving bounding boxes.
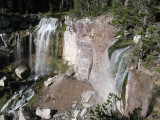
[0,33,8,48]
[14,32,23,64]
[110,47,130,94]
[35,18,58,75]
[29,32,32,71]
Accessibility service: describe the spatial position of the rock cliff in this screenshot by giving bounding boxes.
[63,14,160,117]
[63,14,118,101]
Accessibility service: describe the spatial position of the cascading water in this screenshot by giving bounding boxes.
[14,32,23,64]
[29,32,32,71]
[34,18,58,75]
[108,44,131,113]
[0,33,8,48]
[0,17,61,115]
[110,47,130,94]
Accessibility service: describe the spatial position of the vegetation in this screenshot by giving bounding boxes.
[0,0,73,14]
[69,0,113,18]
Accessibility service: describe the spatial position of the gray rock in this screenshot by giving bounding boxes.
[44,75,64,87]
[73,109,80,118]
[18,107,37,120]
[81,91,95,103]
[36,107,55,119]
[44,78,55,87]
[80,108,87,117]
[15,65,30,79]
[0,76,7,86]
[0,115,5,120]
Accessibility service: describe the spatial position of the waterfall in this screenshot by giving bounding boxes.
[0,33,8,48]
[14,32,23,64]
[34,18,58,75]
[108,46,131,113]
[29,32,32,71]
[110,47,131,95]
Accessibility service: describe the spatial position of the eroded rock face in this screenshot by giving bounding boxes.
[36,107,55,119]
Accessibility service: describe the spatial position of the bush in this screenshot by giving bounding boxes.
[90,93,144,120]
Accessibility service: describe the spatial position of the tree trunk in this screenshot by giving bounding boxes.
[125,0,129,8]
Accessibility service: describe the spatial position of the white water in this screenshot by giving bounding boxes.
[0,85,34,114]
[35,18,58,75]
[29,32,32,71]
[14,32,23,64]
[110,47,131,94]
[0,33,8,48]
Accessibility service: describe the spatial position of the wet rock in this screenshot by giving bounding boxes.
[0,76,7,86]
[36,107,57,119]
[15,65,30,79]
[18,107,37,120]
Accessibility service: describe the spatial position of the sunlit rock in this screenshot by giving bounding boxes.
[15,65,30,79]
[0,76,7,86]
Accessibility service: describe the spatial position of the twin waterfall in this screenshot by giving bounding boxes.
[0,17,130,114]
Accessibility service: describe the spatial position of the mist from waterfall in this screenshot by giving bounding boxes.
[34,18,58,75]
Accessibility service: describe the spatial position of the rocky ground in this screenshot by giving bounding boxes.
[32,74,98,120]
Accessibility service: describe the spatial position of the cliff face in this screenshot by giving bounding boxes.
[63,14,118,100]
[63,14,160,117]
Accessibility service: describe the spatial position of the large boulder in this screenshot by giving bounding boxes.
[17,107,37,120]
[0,76,7,86]
[36,107,56,119]
[15,65,30,79]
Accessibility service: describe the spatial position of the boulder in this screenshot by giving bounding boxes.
[0,76,7,86]
[15,65,30,79]
[44,74,64,87]
[18,107,37,120]
[36,107,56,119]
[81,91,95,103]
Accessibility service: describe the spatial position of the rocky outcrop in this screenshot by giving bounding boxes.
[36,107,56,119]
[15,65,30,79]
[63,14,117,101]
